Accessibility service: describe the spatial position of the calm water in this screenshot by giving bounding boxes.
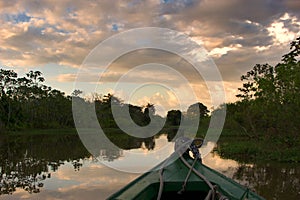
[0,132,299,200]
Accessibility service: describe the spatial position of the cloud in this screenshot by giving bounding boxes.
[2,160,138,200]
[135,90,180,115]
[267,13,300,45]
[0,0,299,105]
[57,73,77,82]
[209,44,242,58]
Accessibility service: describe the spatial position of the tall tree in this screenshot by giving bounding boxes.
[233,37,300,138]
[187,102,209,118]
[166,110,182,126]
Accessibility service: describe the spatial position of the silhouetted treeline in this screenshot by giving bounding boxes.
[2,38,299,144]
[94,93,158,128]
[216,37,300,147]
[0,70,74,131]
[0,69,209,133]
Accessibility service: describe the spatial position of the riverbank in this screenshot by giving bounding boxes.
[216,130,300,163]
[3,128,77,135]
[2,127,300,163]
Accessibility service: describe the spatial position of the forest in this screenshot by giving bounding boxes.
[217,37,300,162]
[224,36,300,140]
[0,70,74,131]
[219,37,300,139]
[0,69,209,133]
[0,37,299,162]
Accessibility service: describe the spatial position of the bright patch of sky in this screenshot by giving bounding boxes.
[0,0,300,107]
[209,44,242,58]
[127,85,181,116]
[267,13,300,44]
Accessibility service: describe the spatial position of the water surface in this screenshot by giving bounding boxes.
[0,132,299,199]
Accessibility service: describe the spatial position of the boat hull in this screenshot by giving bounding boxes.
[107,153,265,200]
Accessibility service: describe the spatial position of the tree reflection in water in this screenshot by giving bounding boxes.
[1,132,299,199]
[233,163,300,199]
[0,132,157,195]
[0,134,86,195]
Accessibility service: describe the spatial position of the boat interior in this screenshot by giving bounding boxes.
[133,181,210,200]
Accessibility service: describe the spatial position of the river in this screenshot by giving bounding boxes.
[0,132,299,199]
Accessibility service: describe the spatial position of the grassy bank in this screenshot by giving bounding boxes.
[4,128,78,135]
[217,130,300,163]
[3,126,300,163]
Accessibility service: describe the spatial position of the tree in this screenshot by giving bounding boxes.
[237,37,300,105]
[166,110,182,126]
[26,70,44,85]
[71,89,83,97]
[143,103,155,125]
[232,36,300,138]
[0,69,17,97]
[0,69,18,127]
[275,37,300,104]
[237,63,276,102]
[187,102,209,118]
[0,68,74,130]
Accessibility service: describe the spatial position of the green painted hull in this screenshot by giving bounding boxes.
[107,154,265,200]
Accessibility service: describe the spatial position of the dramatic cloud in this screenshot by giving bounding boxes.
[0,0,299,103]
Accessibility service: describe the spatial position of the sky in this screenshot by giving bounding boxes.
[0,0,300,114]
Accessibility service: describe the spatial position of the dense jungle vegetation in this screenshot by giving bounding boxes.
[0,70,209,132]
[0,37,299,162]
[217,37,300,162]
